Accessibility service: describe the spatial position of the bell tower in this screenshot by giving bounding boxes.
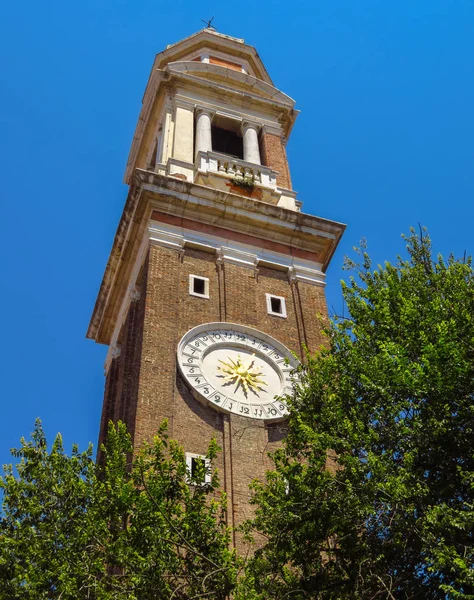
[87,28,345,549]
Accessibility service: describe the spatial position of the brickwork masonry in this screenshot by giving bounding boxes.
[260,132,292,190]
[98,243,328,551]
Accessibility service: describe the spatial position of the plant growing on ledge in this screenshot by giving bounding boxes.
[231,174,256,192]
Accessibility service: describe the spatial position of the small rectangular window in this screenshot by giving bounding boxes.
[266,293,287,318]
[193,278,205,295]
[185,452,211,485]
[189,275,209,298]
[191,456,203,479]
[271,297,282,313]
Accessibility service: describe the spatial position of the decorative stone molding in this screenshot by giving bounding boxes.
[241,120,261,134]
[88,171,344,344]
[104,342,121,374]
[195,106,215,118]
[146,222,326,279]
[166,157,194,181]
[101,219,328,368]
[129,285,141,302]
[216,246,259,270]
[148,228,186,252]
[261,123,285,137]
[144,182,337,258]
[276,187,299,211]
[173,97,196,111]
[288,266,326,287]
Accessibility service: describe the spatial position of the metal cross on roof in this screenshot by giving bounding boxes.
[201,16,215,30]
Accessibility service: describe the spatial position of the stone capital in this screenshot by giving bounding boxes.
[241,120,261,135]
[104,342,121,374]
[288,265,326,287]
[195,106,215,118]
[111,342,122,358]
[216,246,259,270]
[148,225,186,252]
[261,123,284,137]
[129,284,141,302]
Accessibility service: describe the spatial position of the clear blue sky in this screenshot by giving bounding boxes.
[1,0,473,466]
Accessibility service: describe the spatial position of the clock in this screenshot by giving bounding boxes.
[177,322,299,421]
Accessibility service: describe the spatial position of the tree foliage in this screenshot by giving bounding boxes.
[3,230,474,599]
[241,230,474,599]
[0,420,239,599]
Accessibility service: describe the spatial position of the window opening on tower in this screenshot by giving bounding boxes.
[189,275,209,298]
[271,297,282,313]
[193,277,205,295]
[266,294,287,318]
[211,124,243,160]
[185,452,211,485]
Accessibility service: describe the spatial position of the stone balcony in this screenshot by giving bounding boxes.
[194,150,300,211]
[154,151,300,211]
[196,150,277,186]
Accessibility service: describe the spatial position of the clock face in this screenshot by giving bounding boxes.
[177,323,299,421]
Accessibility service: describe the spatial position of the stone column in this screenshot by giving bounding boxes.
[195,108,213,160]
[242,121,261,165]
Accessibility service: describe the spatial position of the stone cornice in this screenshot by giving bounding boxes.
[87,170,346,345]
[139,171,345,251]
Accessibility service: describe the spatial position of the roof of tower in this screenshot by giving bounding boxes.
[148,28,274,86]
[166,28,245,49]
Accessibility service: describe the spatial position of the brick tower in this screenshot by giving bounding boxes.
[87,28,345,549]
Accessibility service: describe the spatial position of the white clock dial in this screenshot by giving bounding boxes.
[177,323,299,421]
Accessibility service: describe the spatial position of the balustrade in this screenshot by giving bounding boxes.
[196,150,277,189]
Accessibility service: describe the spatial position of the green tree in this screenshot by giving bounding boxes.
[0,420,239,599]
[241,230,474,599]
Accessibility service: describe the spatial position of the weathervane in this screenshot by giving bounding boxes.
[201,16,215,30]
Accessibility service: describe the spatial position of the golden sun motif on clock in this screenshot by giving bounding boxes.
[217,354,268,396]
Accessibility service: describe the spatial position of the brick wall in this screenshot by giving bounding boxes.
[99,242,328,550]
[260,132,292,190]
[97,266,148,463]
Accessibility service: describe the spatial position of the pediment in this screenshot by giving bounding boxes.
[167,61,295,107]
